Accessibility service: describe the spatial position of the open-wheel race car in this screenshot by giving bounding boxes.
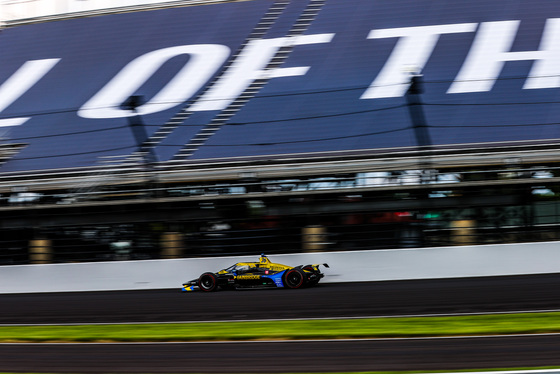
[182,254,329,292]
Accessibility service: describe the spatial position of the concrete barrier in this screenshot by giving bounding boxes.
[2,241,560,294]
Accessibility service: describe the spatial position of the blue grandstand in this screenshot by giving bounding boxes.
[0,0,559,173]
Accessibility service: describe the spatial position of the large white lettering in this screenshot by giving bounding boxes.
[78,44,230,119]
[449,19,560,93]
[190,33,335,111]
[361,23,477,99]
[0,59,60,127]
[4,19,560,124]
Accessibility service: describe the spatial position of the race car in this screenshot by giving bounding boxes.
[182,254,329,292]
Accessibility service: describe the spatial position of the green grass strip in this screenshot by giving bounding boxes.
[2,312,560,343]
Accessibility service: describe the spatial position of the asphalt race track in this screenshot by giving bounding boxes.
[2,335,560,373]
[3,274,560,372]
[3,274,560,324]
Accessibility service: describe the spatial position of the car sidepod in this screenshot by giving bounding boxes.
[262,270,286,288]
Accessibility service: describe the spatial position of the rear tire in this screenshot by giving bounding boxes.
[198,272,218,292]
[283,268,305,289]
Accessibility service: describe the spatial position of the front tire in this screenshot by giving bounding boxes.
[198,272,218,292]
[283,268,305,289]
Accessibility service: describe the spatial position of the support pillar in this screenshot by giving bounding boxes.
[450,220,476,246]
[161,232,184,259]
[29,239,52,264]
[302,225,328,252]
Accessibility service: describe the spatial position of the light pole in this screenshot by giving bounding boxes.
[405,71,433,183]
[121,95,159,196]
[121,95,158,165]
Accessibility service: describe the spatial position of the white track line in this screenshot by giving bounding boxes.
[3,308,560,326]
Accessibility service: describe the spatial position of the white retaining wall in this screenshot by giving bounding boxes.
[2,241,560,294]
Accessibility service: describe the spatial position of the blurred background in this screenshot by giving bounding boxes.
[0,0,559,268]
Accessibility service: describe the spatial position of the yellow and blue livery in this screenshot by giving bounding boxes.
[182,254,329,292]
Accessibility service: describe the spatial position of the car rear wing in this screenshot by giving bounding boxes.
[311,263,329,269]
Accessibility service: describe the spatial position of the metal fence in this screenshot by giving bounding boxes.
[2,198,560,265]
[1,151,560,265]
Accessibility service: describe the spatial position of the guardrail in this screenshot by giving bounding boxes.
[0,155,558,207]
[2,241,560,294]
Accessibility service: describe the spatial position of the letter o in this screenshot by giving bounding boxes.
[78,44,230,119]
